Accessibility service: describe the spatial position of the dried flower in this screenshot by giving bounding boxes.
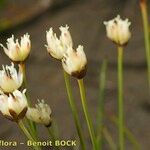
[0,63,23,93]
[62,45,87,79]
[46,25,73,60]
[26,100,52,127]
[0,89,28,122]
[0,34,31,62]
[104,15,131,46]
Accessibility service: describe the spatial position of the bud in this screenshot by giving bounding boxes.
[0,34,31,62]
[62,45,87,79]
[104,15,131,46]
[26,100,52,127]
[0,63,23,93]
[46,25,73,60]
[0,89,28,122]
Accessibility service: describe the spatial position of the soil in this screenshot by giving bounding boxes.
[0,0,149,149]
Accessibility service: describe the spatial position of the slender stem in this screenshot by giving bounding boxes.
[118,46,124,150]
[109,115,141,150]
[47,127,56,143]
[96,59,107,149]
[102,127,117,150]
[78,79,97,150]
[47,127,60,150]
[18,121,40,150]
[19,62,31,105]
[140,0,150,91]
[63,71,86,150]
[19,62,37,140]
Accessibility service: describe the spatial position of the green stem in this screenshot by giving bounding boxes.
[140,0,150,91]
[19,62,37,140]
[47,127,60,150]
[96,59,107,149]
[18,121,40,150]
[102,127,117,150]
[109,115,141,150]
[118,46,124,150]
[78,79,97,150]
[63,71,86,150]
[20,62,31,105]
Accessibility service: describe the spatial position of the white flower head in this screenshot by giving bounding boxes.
[0,33,31,62]
[0,89,28,121]
[104,15,131,46]
[62,45,87,79]
[46,25,73,60]
[0,63,23,93]
[26,100,52,127]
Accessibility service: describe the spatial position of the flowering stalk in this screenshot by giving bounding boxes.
[63,71,86,150]
[18,121,40,150]
[78,79,97,150]
[96,59,107,149]
[118,46,124,150]
[140,0,150,90]
[47,127,60,150]
[104,15,131,150]
[19,62,37,140]
[19,62,31,105]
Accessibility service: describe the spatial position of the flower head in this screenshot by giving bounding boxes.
[0,63,23,93]
[0,89,28,122]
[26,100,52,127]
[104,15,131,46]
[62,45,87,79]
[46,25,73,60]
[0,34,31,62]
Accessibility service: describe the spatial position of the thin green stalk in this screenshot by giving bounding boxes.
[96,59,107,149]
[19,62,37,140]
[20,62,31,105]
[78,79,97,150]
[118,46,124,150]
[102,127,117,150]
[140,0,150,90]
[51,119,60,140]
[63,71,86,150]
[47,127,56,143]
[18,121,40,150]
[109,115,141,150]
[47,127,60,150]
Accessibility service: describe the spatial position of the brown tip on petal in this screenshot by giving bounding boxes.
[112,40,129,47]
[9,109,18,121]
[71,65,87,79]
[18,107,28,120]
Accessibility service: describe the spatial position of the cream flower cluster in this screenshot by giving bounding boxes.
[0,34,31,62]
[46,25,87,79]
[62,45,87,79]
[0,34,52,124]
[0,63,23,93]
[0,63,27,121]
[0,89,28,122]
[26,100,52,127]
[104,15,131,46]
[46,25,73,60]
